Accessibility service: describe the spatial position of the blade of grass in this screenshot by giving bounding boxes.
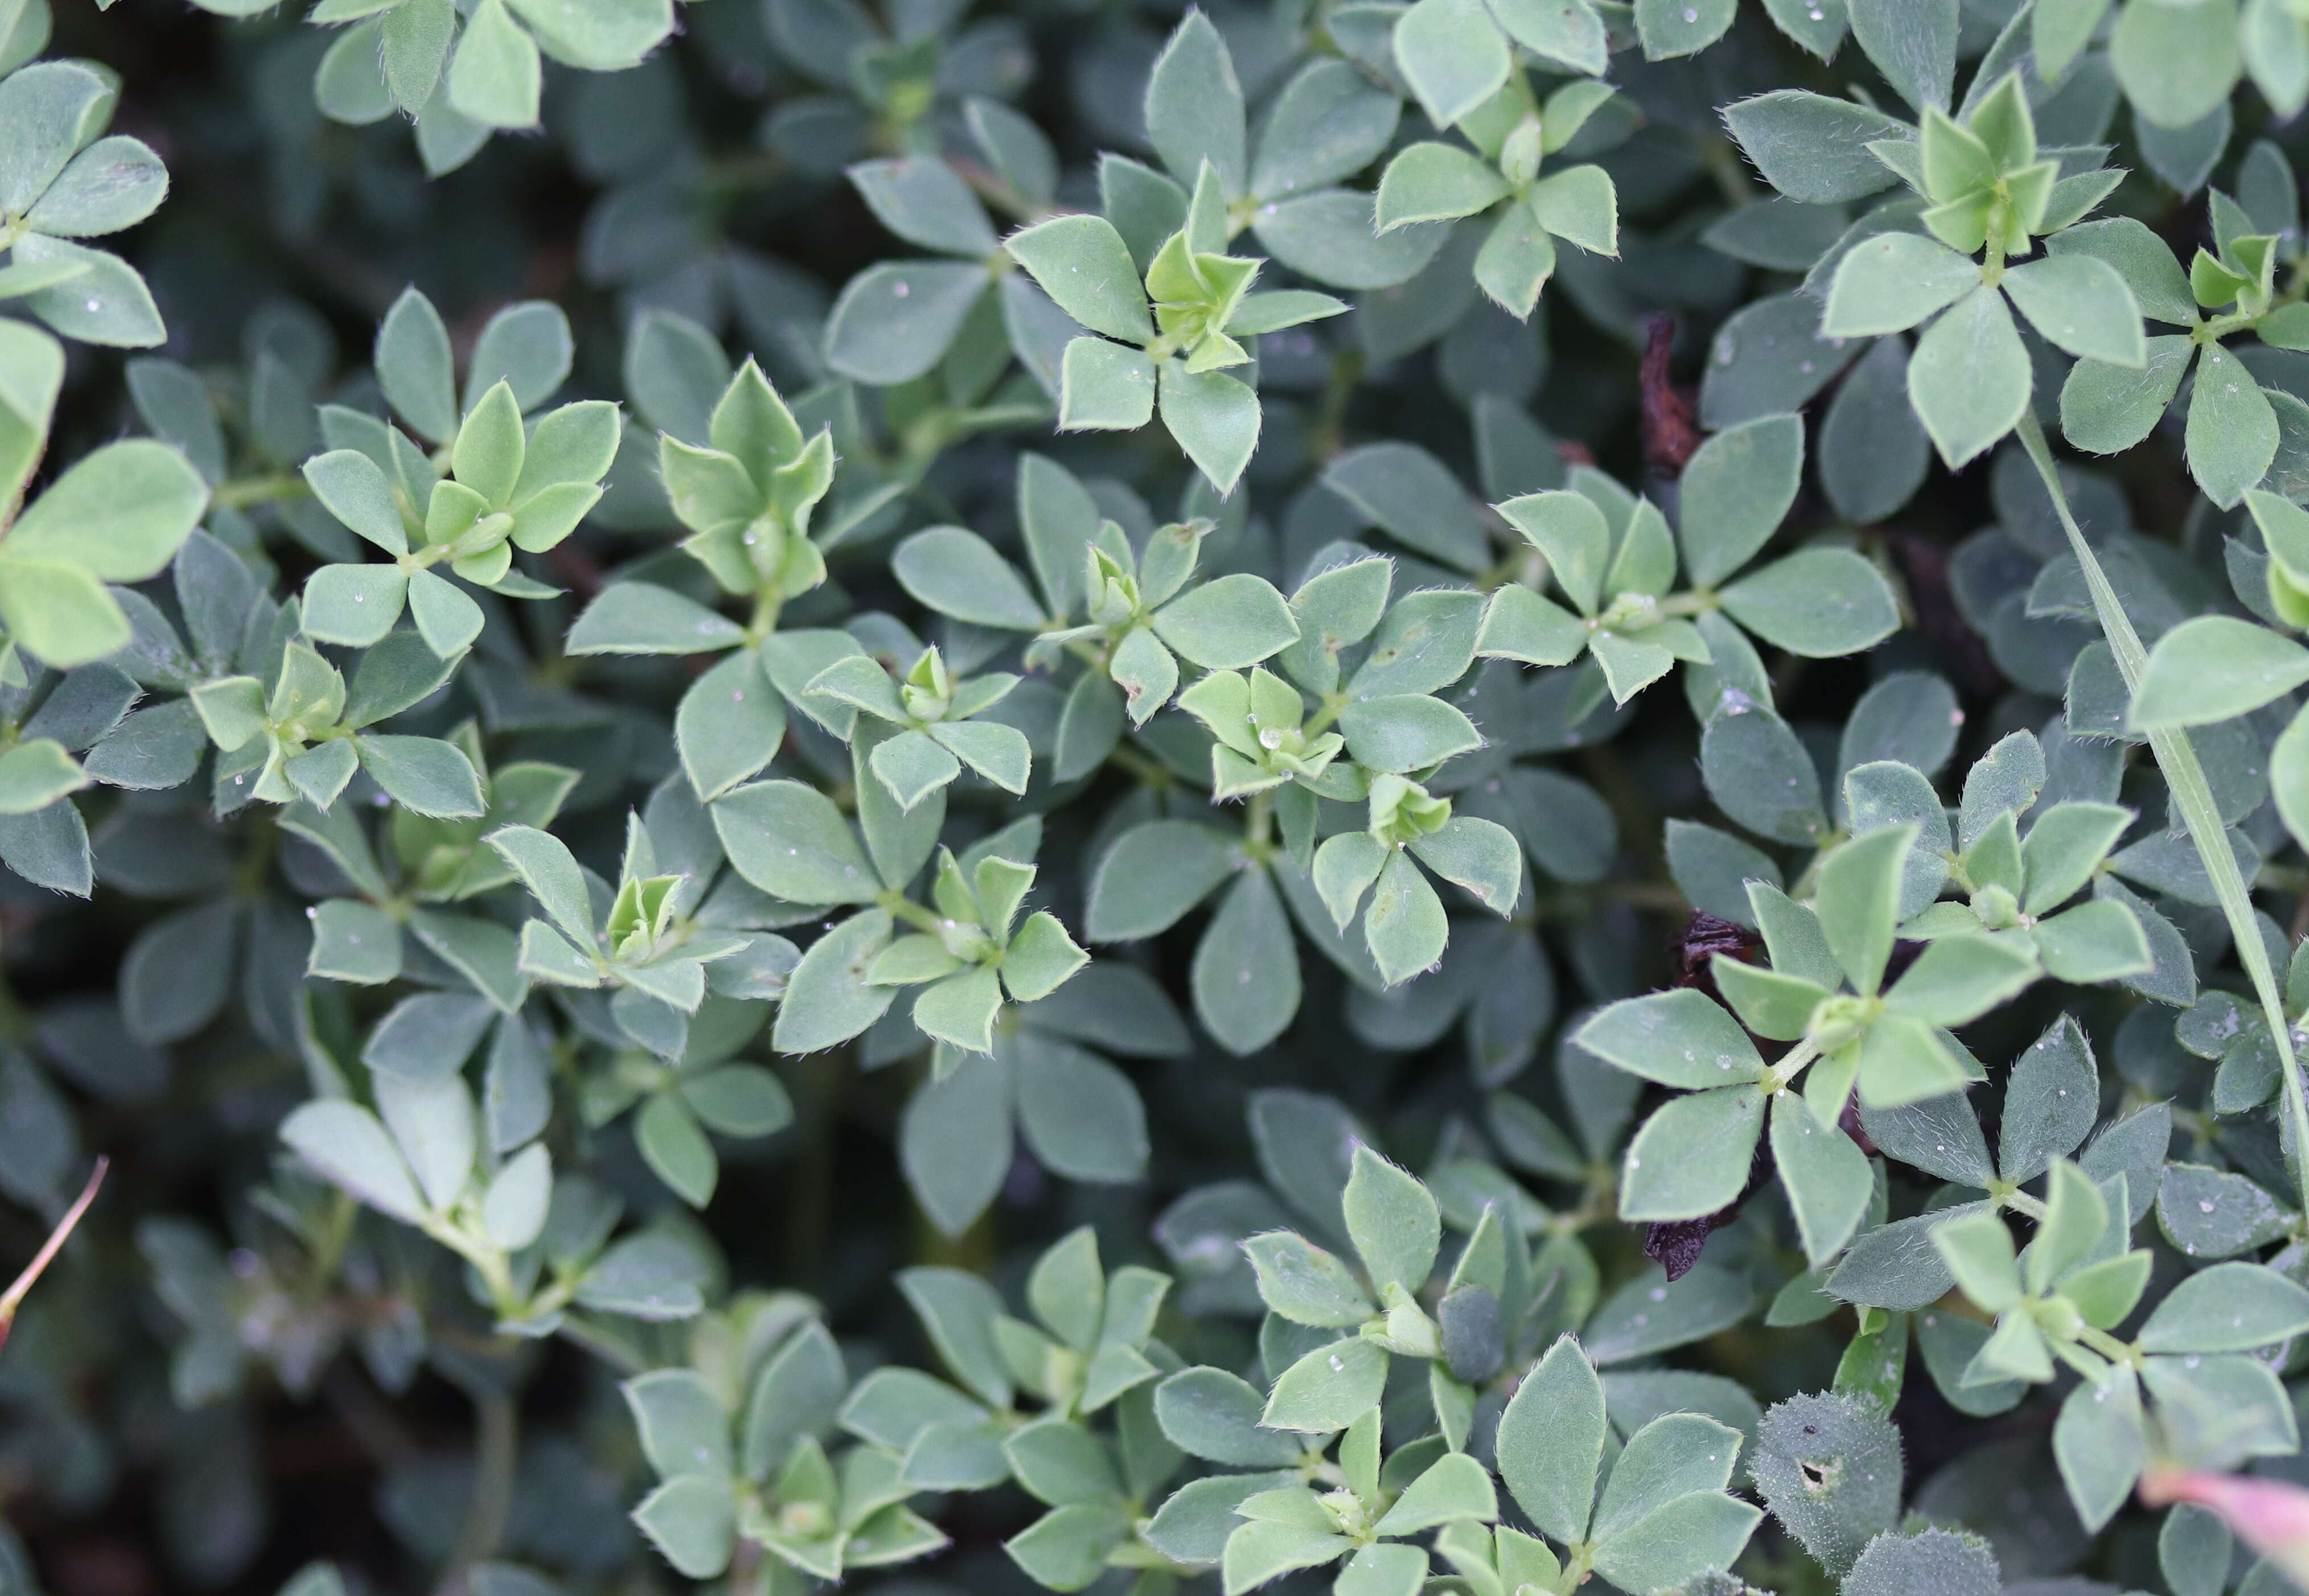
[2016,413,2309,1218]
[0,1156,109,1351]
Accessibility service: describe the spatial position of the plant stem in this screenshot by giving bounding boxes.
[214,472,309,511]
[437,1379,518,1596]
[0,1157,108,1349]
[552,1313,648,1376]
[2015,412,2309,1219]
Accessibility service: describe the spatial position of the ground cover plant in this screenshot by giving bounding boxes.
[15,0,2309,1591]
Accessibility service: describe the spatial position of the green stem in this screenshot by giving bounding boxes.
[553,1312,648,1376]
[437,1379,517,1596]
[1996,1188,2048,1222]
[2015,412,2309,1219]
[1759,1035,1823,1095]
[881,891,946,935]
[418,1214,524,1321]
[213,472,309,511]
[299,1188,357,1305]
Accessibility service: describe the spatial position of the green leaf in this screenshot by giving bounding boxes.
[1157,362,1260,493]
[1374,143,1509,232]
[1250,60,1400,202]
[1219,1519,1350,1593]
[2186,342,2278,509]
[446,0,540,128]
[1822,234,1982,337]
[1930,1208,2020,1312]
[2110,0,2241,130]
[1260,1334,1387,1432]
[12,437,206,581]
[1244,1232,1373,1327]
[999,913,1086,1003]
[1152,573,1300,668]
[1144,10,1244,195]
[1392,0,1510,127]
[636,1093,717,1206]
[824,262,991,387]
[280,1100,426,1222]
[903,964,996,1055]
[1678,412,1802,586]
[1636,0,1735,57]
[356,734,484,818]
[504,0,671,69]
[1006,215,1151,343]
[1701,705,1826,844]
[739,1321,844,1480]
[1751,1392,1901,1578]
[849,156,998,257]
[1772,1092,1874,1265]
[1495,1333,1604,1542]
[1526,164,1617,256]
[12,237,165,346]
[1723,92,1912,205]
[1005,1416,1120,1510]
[898,1266,1013,1409]
[1341,1145,1439,1293]
[1337,694,1481,773]
[2052,1367,2144,1533]
[1908,285,2032,468]
[1372,1451,1495,1534]
[771,910,895,1054]
[1589,1472,1759,1590]
[675,651,786,803]
[712,780,878,904]
[452,380,524,505]
[0,737,83,815]
[1999,1017,2097,1181]
[631,1476,735,1579]
[1084,820,1235,941]
[2000,256,2145,367]
[24,133,163,236]
[897,1046,1009,1236]
[309,899,401,984]
[573,1232,708,1320]
[1364,850,1447,987]
[568,583,745,655]
[470,302,573,414]
[1814,824,1912,994]
[1619,1085,1766,1220]
[623,1367,733,1480]
[1844,1528,2000,1596]
[2131,616,2309,729]
[1577,989,1763,1087]
[2025,1159,2107,1295]
[2035,898,2152,982]
[1325,443,1492,575]
[1498,489,1608,613]
[1156,1368,1305,1466]
[2137,1261,2309,1352]
[1849,0,1956,112]
[1882,932,2036,1025]
[1591,1412,1742,1543]
[1720,548,1899,658]
[1407,817,1521,915]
